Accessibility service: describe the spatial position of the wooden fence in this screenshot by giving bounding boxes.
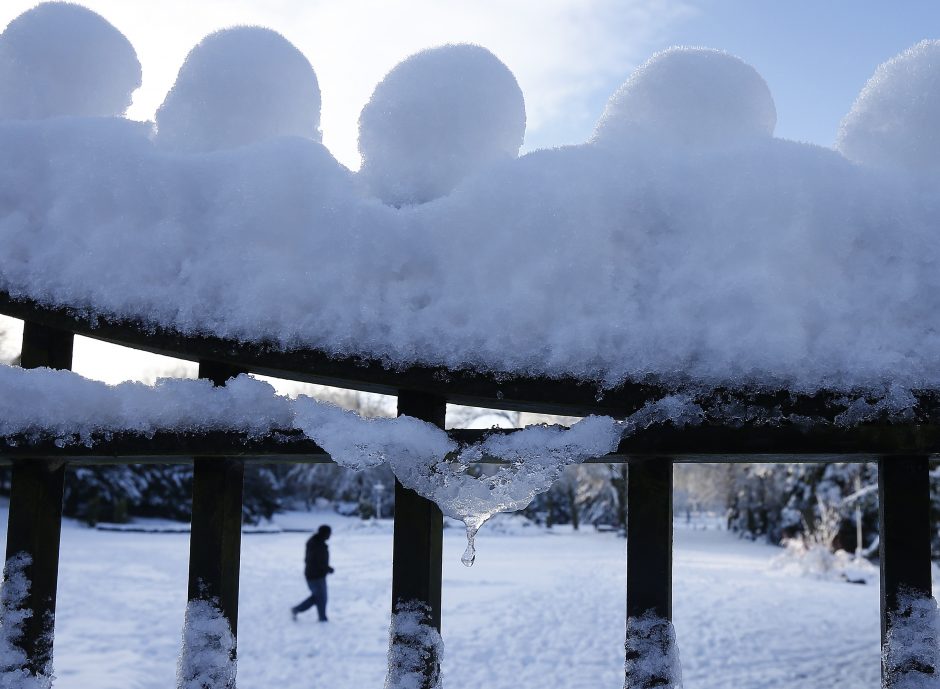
[0,292,935,687]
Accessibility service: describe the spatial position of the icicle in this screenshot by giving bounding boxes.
[461,523,479,567]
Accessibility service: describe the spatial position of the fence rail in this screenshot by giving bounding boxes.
[6,290,931,420]
[0,304,935,688]
[3,423,940,463]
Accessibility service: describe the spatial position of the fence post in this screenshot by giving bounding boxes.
[389,391,445,688]
[3,322,73,677]
[187,362,246,640]
[625,456,676,688]
[878,456,933,682]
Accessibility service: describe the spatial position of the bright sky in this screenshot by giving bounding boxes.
[3,0,691,168]
[2,0,936,163]
[1,0,939,383]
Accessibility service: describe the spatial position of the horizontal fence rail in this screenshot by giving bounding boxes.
[5,290,937,421]
[2,424,940,464]
[0,290,662,416]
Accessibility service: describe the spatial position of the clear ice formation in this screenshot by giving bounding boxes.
[391,416,623,566]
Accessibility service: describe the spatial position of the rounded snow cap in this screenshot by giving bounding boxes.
[838,40,940,172]
[593,47,776,152]
[156,26,321,153]
[358,43,526,207]
[0,2,141,120]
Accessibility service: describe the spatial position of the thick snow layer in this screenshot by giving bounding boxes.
[838,40,940,172]
[624,611,683,689]
[882,593,940,689]
[0,554,52,689]
[385,601,443,689]
[177,600,236,689]
[155,27,321,153]
[0,3,140,120]
[2,43,940,395]
[357,44,525,206]
[593,48,775,151]
[0,365,293,444]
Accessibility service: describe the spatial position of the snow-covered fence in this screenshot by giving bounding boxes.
[0,299,937,688]
[2,3,940,683]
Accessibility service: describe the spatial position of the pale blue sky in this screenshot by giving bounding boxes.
[536,0,940,152]
[673,0,940,147]
[526,0,940,148]
[564,0,940,153]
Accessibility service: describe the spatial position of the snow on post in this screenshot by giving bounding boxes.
[0,554,52,689]
[385,600,443,689]
[838,40,940,172]
[624,611,682,689]
[593,47,775,151]
[156,27,321,152]
[883,592,940,689]
[0,2,141,120]
[177,599,236,689]
[357,43,526,206]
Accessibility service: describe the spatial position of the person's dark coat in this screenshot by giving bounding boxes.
[304,532,332,580]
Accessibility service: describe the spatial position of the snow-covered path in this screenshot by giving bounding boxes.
[3,511,881,689]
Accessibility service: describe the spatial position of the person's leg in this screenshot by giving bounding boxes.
[311,577,328,621]
[292,578,320,615]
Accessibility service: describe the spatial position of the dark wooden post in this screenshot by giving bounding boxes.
[627,457,673,620]
[4,459,66,676]
[878,456,933,682]
[187,361,246,640]
[3,322,73,677]
[19,321,73,370]
[625,457,676,688]
[389,391,445,687]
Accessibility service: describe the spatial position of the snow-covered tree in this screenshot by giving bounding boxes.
[727,462,879,553]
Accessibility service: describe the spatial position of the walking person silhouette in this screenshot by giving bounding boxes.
[291,524,334,622]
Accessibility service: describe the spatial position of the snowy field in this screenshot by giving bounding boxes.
[0,507,885,689]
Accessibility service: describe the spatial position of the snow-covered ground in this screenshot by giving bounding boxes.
[2,509,881,689]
